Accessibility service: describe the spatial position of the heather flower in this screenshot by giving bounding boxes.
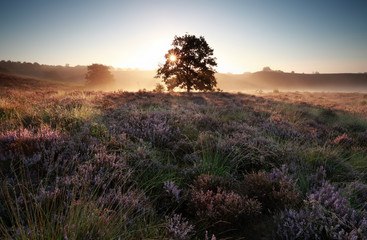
[109,111,181,148]
[244,166,299,211]
[190,180,261,223]
[309,166,327,192]
[165,213,195,240]
[333,133,353,146]
[262,119,301,141]
[276,180,367,239]
[347,181,367,211]
[163,181,181,203]
[298,119,328,141]
[192,114,221,131]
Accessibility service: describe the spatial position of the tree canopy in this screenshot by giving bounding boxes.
[156,34,217,92]
[85,64,115,88]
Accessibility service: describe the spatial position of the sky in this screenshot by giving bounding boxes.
[0,0,366,74]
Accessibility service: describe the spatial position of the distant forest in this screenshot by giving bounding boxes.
[0,60,86,83]
[1,60,367,92]
[0,60,157,91]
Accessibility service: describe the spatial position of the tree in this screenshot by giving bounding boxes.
[262,66,272,72]
[85,64,115,88]
[156,34,217,93]
[152,83,165,93]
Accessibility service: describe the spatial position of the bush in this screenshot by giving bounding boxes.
[347,181,367,211]
[189,174,261,225]
[153,83,165,93]
[276,181,367,239]
[118,112,181,148]
[317,108,338,123]
[165,213,195,240]
[243,166,300,212]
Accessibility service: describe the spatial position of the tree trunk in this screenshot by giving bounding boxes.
[187,82,191,93]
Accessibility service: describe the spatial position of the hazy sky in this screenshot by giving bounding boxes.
[1,0,366,73]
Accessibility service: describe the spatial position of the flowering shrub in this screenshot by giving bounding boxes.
[73,146,132,191]
[297,119,328,141]
[112,112,181,148]
[1,89,367,239]
[190,187,261,223]
[220,134,285,173]
[262,119,301,141]
[276,181,367,239]
[0,126,63,159]
[163,181,182,203]
[165,213,195,240]
[190,174,261,224]
[244,166,300,211]
[192,114,221,131]
[333,133,353,146]
[347,181,367,211]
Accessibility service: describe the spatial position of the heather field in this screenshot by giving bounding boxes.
[1,85,367,239]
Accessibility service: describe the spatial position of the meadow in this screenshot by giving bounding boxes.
[1,78,367,239]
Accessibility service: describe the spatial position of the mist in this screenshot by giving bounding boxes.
[1,60,367,92]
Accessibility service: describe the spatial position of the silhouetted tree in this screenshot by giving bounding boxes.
[153,83,165,93]
[262,66,272,72]
[85,64,115,87]
[156,34,217,92]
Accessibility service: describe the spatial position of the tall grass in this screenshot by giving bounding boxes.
[1,89,367,239]
[0,161,165,239]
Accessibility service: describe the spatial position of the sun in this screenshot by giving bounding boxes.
[169,54,177,62]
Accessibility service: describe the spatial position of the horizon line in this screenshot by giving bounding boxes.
[1,59,366,75]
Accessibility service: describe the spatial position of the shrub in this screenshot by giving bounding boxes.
[192,114,221,131]
[165,213,195,240]
[276,181,367,239]
[190,187,261,223]
[262,119,301,142]
[221,134,285,173]
[189,174,261,225]
[118,112,181,148]
[333,133,353,147]
[73,146,132,193]
[347,181,367,211]
[163,181,182,203]
[153,83,165,93]
[243,166,299,212]
[158,180,183,214]
[317,108,338,123]
[355,131,367,147]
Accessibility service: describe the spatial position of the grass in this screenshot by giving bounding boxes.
[0,81,367,239]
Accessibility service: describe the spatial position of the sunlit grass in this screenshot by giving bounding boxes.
[1,87,367,239]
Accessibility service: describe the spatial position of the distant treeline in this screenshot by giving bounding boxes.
[0,60,87,83]
[1,60,367,92]
[0,60,159,90]
[217,71,367,92]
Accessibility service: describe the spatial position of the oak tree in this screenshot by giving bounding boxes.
[156,34,217,92]
[85,64,115,88]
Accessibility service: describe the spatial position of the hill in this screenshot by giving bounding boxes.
[0,60,86,83]
[0,73,82,91]
[217,71,367,92]
[1,90,367,239]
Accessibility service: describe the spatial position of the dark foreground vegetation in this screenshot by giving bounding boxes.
[1,80,367,239]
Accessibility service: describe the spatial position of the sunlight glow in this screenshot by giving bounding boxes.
[170,55,177,62]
